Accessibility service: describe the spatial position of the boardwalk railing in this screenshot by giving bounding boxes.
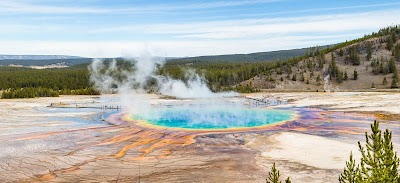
[49,103,122,110]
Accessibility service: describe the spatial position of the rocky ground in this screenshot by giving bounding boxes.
[0,92,399,182]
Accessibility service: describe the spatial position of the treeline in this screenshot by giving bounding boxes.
[1,87,100,99]
[321,25,400,55]
[168,46,330,63]
[59,87,100,95]
[163,54,307,92]
[0,66,90,90]
[230,84,260,93]
[1,87,59,99]
[0,58,92,67]
[0,65,102,98]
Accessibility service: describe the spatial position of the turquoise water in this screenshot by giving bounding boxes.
[131,106,294,130]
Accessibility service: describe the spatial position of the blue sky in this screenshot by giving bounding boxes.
[0,0,399,57]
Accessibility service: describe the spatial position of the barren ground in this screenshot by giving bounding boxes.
[0,92,399,182]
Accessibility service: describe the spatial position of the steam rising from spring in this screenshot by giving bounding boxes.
[323,74,339,92]
[88,54,238,115]
[324,74,330,92]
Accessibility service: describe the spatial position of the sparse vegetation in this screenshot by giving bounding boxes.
[383,77,388,85]
[349,46,361,66]
[353,69,358,80]
[267,121,400,183]
[340,121,400,182]
[266,163,291,183]
[392,68,399,88]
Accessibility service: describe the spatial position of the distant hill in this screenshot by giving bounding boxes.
[0,46,332,67]
[0,55,83,60]
[241,26,400,91]
[0,58,92,67]
[168,46,331,64]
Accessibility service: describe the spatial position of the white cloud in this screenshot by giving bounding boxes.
[236,2,400,18]
[90,9,400,40]
[0,0,284,14]
[0,5,398,57]
[0,34,359,58]
[3,9,397,39]
[0,1,108,14]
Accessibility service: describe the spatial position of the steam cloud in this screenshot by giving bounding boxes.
[87,54,296,129]
[323,74,339,92]
[324,74,330,92]
[88,53,238,114]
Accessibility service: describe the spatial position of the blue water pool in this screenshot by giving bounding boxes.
[130,105,295,130]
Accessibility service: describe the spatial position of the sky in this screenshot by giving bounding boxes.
[0,0,399,58]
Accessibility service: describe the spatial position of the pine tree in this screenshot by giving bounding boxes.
[379,62,384,74]
[388,59,396,73]
[344,70,349,80]
[301,74,305,82]
[358,121,400,182]
[391,31,397,43]
[1,91,5,99]
[266,163,281,183]
[395,44,400,62]
[383,77,388,85]
[329,59,339,78]
[382,129,400,182]
[337,70,343,83]
[339,152,362,183]
[318,58,324,69]
[367,44,372,61]
[353,69,358,80]
[266,163,291,183]
[392,71,399,89]
[383,62,389,75]
[350,46,361,65]
[387,37,394,50]
[291,74,297,81]
[316,74,321,85]
[339,49,344,57]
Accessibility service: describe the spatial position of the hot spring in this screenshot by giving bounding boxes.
[90,57,296,130]
[128,103,295,130]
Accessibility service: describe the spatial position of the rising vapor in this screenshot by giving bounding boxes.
[88,53,238,114]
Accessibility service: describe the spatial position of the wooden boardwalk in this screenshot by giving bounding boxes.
[48,103,122,110]
[244,96,285,106]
